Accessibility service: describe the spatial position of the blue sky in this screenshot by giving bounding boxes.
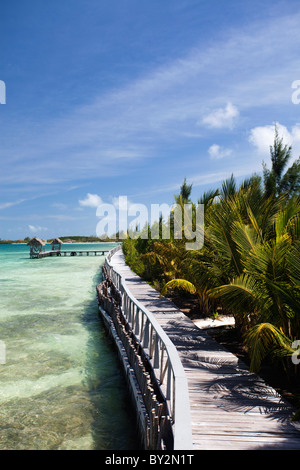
[1,0,300,239]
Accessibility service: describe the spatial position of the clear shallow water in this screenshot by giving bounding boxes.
[0,243,137,450]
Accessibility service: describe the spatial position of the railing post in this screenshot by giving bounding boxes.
[140,312,145,342]
[130,299,134,326]
[166,363,172,400]
[143,319,150,349]
[134,307,140,335]
[149,325,154,359]
[153,335,160,369]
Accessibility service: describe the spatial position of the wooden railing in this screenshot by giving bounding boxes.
[103,245,193,450]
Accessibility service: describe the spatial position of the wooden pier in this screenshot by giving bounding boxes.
[106,248,300,450]
[27,237,111,258]
[36,249,109,258]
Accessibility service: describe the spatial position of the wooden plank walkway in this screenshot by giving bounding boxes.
[36,250,109,258]
[110,249,300,450]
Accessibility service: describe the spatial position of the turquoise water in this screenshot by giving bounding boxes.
[0,243,137,450]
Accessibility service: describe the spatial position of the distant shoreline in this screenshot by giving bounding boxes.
[0,238,121,245]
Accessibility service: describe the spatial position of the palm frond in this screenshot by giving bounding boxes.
[245,322,292,372]
[231,222,258,258]
[275,199,300,240]
[245,203,264,242]
[161,279,197,297]
[139,251,167,266]
[198,189,220,206]
[209,274,263,314]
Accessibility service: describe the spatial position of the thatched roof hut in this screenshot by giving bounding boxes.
[27,237,45,247]
[51,237,63,245]
[51,237,63,251]
[27,237,46,258]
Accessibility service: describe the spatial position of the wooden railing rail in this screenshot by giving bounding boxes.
[104,245,193,450]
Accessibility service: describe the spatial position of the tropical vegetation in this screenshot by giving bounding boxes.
[123,126,300,394]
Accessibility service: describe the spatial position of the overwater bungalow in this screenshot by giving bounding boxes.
[27,237,46,258]
[50,238,63,252]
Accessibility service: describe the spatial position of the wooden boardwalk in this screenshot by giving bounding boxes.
[36,250,109,258]
[110,249,300,450]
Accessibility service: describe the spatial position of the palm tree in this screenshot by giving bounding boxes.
[123,129,300,377]
[174,177,193,204]
[263,124,300,198]
[139,240,187,282]
[161,178,251,316]
[209,196,300,371]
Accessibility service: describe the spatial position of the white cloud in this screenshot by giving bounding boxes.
[208,144,232,160]
[0,199,26,210]
[202,102,239,129]
[28,225,48,233]
[249,123,300,160]
[51,202,68,210]
[79,193,103,208]
[1,11,300,193]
